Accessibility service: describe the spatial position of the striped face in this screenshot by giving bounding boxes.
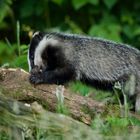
[28,31,59,72]
[28,31,45,71]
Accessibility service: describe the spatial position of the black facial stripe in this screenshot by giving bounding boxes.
[41,45,66,70]
[29,32,46,69]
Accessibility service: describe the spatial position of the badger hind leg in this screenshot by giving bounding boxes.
[135,93,140,112]
[135,78,140,112]
[114,74,137,111]
[123,73,140,112]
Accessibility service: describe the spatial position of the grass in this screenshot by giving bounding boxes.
[68,81,140,139]
[69,81,114,102]
[0,21,29,70]
[55,86,70,115]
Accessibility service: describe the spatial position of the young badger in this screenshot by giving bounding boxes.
[28,31,140,111]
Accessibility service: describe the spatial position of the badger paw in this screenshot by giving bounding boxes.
[29,73,44,84]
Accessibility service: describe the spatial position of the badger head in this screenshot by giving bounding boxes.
[28,31,45,71]
[28,31,59,72]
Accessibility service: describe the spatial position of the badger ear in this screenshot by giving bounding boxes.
[32,31,40,38]
[32,31,46,42]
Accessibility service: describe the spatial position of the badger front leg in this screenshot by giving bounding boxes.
[29,66,44,84]
[29,65,75,85]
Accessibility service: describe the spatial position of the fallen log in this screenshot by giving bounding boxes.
[0,95,96,140]
[0,68,104,124]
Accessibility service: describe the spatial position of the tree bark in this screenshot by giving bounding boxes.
[0,68,104,124]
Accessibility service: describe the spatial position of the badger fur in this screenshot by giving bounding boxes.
[28,31,140,111]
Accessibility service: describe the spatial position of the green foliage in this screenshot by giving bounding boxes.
[72,0,99,10]
[130,116,140,126]
[89,22,122,42]
[0,0,12,23]
[52,0,63,6]
[103,0,117,9]
[0,41,28,70]
[90,115,140,139]
[0,0,140,45]
[70,81,91,96]
[0,131,10,140]
[89,0,99,5]
[70,81,113,102]
[0,0,140,68]
[106,117,130,128]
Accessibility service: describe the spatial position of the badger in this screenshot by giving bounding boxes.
[28,31,140,111]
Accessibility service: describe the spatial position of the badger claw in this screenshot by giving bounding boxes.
[29,74,44,84]
[29,71,43,85]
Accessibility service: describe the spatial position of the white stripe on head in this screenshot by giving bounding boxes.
[34,36,59,68]
[27,49,31,72]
